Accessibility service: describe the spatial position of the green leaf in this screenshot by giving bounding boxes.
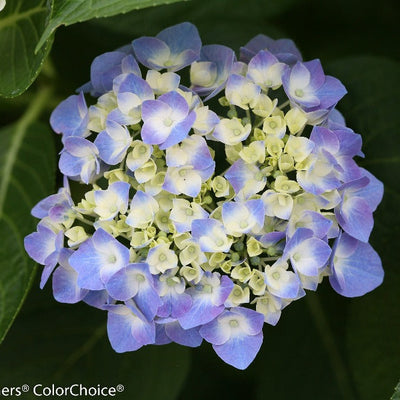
[392,381,400,400]
[0,89,56,344]
[327,57,400,400]
[0,286,190,400]
[36,0,189,52]
[0,0,53,97]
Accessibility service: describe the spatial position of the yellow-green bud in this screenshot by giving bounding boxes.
[218,96,230,107]
[227,285,250,306]
[249,270,266,296]
[247,237,263,257]
[65,226,88,247]
[131,231,149,248]
[221,260,233,274]
[209,252,226,267]
[284,107,307,134]
[253,128,266,141]
[278,154,295,172]
[231,264,253,283]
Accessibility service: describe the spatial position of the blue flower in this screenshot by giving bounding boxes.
[177,272,234,329]
[225,159,267,199]
[108,73,154,125]
[132,22,201,71]
[191,218,233,253]
[199,307,264,369]
[247,50,288,90]
[50,92,89,140]
[106,301,155,352]
[141,91,196,149]
[59,137,101,184]
[282,228,331,277]
[155,269,193,319]
[282,60,347,113]
[190,44,236,100]
[222,199,265,236]
[157,320,203,348]
[94,120,132,165]
[24,221,64,288]
[106,263,162,320]
[69,228,129,290]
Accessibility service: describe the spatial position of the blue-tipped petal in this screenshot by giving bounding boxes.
[200,307,264,369]
[240,34,302,64]
[330,233,384,297]
[155,323,173,345]
[335,195,373,243]
[285,228,331,276]
[178,298,224,330]
[213,332,263,370]
[69,228,129,290]
[164,321,203,347]
[107,303,155,352]
[24,224,59,265]
[132,37,170,70]
[158,112,196,150]
[52,249,88,303]
[91,51,138,94]
[95,120,131,165]
[157,22,201,59]
[50,92,88,138]
[355,169,384,212]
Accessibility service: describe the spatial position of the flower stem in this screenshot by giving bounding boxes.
[0,86,53,214]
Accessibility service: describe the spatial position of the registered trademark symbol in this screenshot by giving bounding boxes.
[116,384,124,392]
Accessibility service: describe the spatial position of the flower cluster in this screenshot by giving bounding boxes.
[24,23,384,369]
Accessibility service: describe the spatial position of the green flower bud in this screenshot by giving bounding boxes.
[231,264,253,283]
[247,237,263,257]
[209,252,226,267]
[249,270,266,296]
[278,153,295,172]
[227,285,250,306]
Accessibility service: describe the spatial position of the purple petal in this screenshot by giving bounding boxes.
[154,323,173,345]
[132,37,170,70]
[335,196,373,243]
[157,22,201,58]
[52,249,88,303]
[69,229,129,290]
[158,112,196,150]
[24,224,58,265]
[178,298,224,330]
[240,34,302,64]
[91,51,133,94]
[330,233,383,297]
[317,76,347,109]
[356,169,384,212]
[113,73,153,99]
[50,93,88,138]
[213,332,263,370]
[157,291,193,319]
[107,304,155,352]
[164,321,203,347]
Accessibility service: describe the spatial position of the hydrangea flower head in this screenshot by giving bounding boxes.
[24,22,384,370]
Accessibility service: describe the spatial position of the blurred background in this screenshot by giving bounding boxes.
[0,0,399,399]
